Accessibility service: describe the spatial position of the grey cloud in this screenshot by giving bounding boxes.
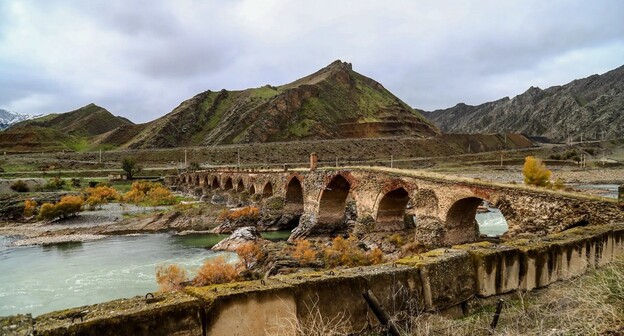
[1,0,623,122]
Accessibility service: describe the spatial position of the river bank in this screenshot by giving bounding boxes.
[0,202,223,247]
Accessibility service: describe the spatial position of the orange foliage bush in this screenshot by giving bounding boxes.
[37,195,83,221]
[55,195,84,218]
[123,181,176,206]
[293,239,317,266]
[38,203,57,221]
[218,206,260,221]
[23,199,37,218]
[193,256,239,286]
[323,236,384,268]
[155,264,188,292]
[236,242,266,270]
[85,185,120,210]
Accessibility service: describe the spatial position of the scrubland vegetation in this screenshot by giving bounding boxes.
[21,180,177,221]
[155,242,266,291]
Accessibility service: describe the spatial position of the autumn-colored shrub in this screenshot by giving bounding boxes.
[369,248,385,265]
[323,236,384,268]
[193,256,239,286]
[23,199,37,218]
[123,181,176,206]
[38,203,58,221]
[293,239,317,266]
[55,195,84,218]
[523,156,552,187]
[37,195,84,221]
[10,180,29,192]
[401,241,427,257]
[85,185,120,210]
[236,242,266,270]
[146,185,177,205]
[218,206,260,221]
[388,234,404,246]
[155,264,188,292]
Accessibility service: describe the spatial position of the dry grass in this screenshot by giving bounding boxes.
[266,295,352,336]
[218,206,260,221]
[399,257,624,335]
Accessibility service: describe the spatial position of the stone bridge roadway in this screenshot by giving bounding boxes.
[168,167,624,246]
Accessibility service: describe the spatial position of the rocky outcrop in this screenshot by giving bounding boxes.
[212,226,266,252]
[426,64,624,142]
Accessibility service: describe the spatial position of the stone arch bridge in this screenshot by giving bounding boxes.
[168,168,623,246]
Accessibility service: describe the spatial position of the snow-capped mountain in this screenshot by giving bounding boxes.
[0,109,42,130]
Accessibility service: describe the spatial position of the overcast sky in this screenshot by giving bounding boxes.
[1,0,623,123]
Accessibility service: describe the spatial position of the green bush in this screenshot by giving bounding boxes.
[10,180,29,192]
[43,177,66,191]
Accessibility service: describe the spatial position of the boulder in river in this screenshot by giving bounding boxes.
[212,226,267,252]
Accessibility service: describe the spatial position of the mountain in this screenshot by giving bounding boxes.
[0,104,133,153]
[425,65,624,142]
[0,109,41,130]
[116,60,439,148]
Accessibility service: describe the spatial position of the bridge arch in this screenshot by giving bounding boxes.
[317,174,351,225]
[284,175,304,214]
[201,175,210,188]
[375,187,410,230]
[193,175,200,186]
[236,179,245,192]
[249,184,256,195]
[223,177,233,190]
[263,182,273,198]
[211,176,220,189]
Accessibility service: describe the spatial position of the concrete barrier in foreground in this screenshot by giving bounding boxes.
[3,224,624,336]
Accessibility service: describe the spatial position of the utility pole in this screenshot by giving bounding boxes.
[184,149,187,168]
[237,150,240,168]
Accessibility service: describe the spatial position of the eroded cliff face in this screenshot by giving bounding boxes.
[426,64,624,142]
[123,60,439,148]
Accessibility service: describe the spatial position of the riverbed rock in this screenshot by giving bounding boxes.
[212,226,267,252]
[210,194,227,205]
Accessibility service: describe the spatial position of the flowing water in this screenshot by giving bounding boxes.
[0,231,290,317]
[476,206,509,237]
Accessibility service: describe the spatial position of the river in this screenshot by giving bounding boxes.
[0,231,290,317]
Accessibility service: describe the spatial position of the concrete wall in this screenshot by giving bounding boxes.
[12,224,623,336]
